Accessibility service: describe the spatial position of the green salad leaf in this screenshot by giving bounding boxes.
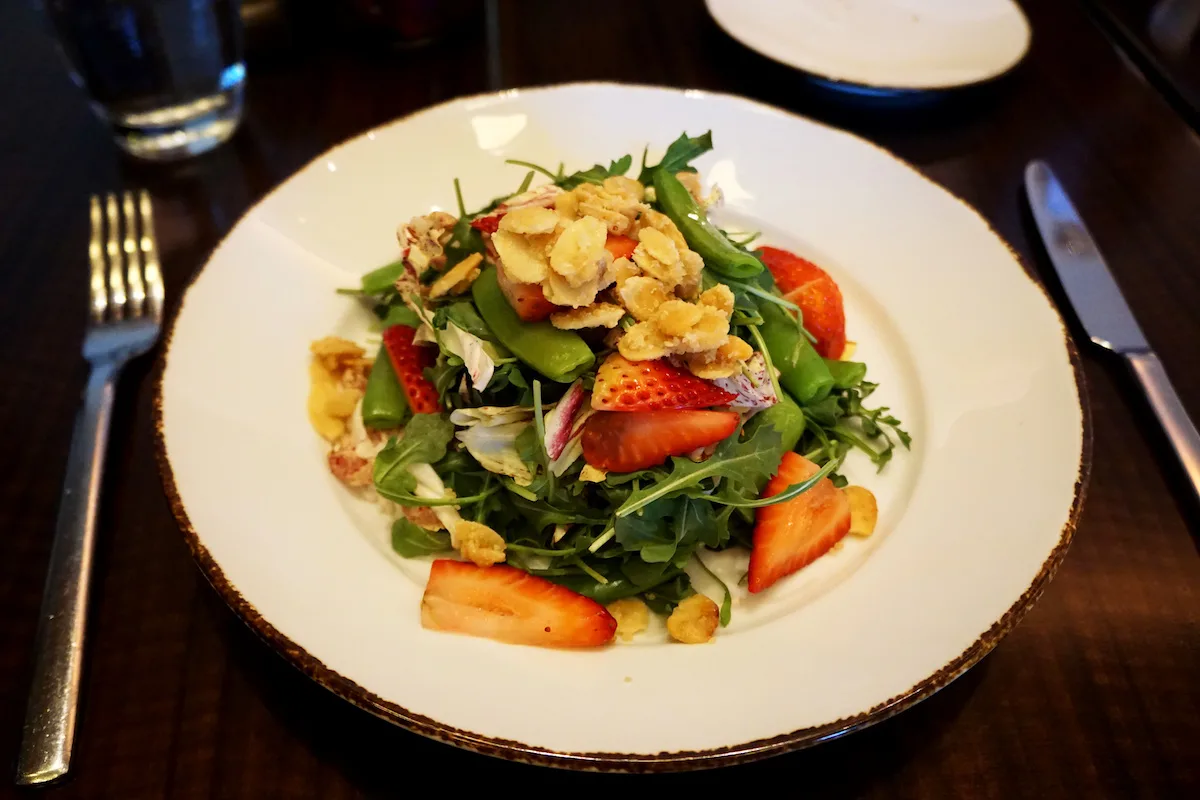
[637,131,713,182]
[615,423,783,517]
[373,414,456,497]
[391,518,452,557]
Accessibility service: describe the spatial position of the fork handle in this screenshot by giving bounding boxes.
[16,361,118,786]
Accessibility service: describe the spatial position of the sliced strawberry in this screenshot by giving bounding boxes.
[494,260,558,322]
[381,325,440,415]
[759,246,846,359]
[581,409,739,472]
[604,234,638,261]
[421,559,617,648]
[471,214,502,234]
[592,353,736,412]
[748,452,850,594]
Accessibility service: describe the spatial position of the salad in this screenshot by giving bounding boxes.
[307,133,908,648]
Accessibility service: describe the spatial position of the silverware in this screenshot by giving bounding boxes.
[16,192,164,786]
[1025,160,1200,499]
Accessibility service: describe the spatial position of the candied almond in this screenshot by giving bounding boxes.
[550,302,626,330]
[667,594,719,644]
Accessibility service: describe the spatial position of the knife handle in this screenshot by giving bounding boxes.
[1126,351,1200,499]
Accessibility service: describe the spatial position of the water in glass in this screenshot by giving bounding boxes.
[47,0,246,161]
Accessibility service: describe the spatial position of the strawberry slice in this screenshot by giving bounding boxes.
[421,560,617,648]
[494,260,558,322]
[471,215,502,234]
[604,234,638,261]
[748,452,850,593]
[592,353,736,412]
[581,409,740,472]
[759,246,846,359]
[381,325,440,415]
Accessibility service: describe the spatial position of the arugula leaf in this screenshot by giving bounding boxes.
[373,414,456,496]
[390,518,452,558]
[509,492,607,533]
[641,573,696,615]
[560,154,634,189]
[507,154,634,190]
[637,131,713,183]
[442,178,486,269]
[361,260,406,295]
[616,424,783,517]
[614,496,679,562]
[693,555,732,627]
[381,303,423,329]
[433,301,496,343]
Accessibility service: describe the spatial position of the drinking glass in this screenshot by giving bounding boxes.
[47,0,246,161]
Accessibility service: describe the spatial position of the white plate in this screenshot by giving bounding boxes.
[706,0,1032,92]
[156,83,1086,770]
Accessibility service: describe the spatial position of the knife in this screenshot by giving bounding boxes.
[1025,159,1200,499]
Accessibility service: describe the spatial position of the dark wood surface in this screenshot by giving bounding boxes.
[1087,0,1200,133]
[2,0,1199,796]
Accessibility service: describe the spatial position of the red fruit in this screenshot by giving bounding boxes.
[471,214,502,234]
[381,325,440,415]
[421,560,617,648]
[748,452,850,594]
[581,409,740,473]
[604,234,638,261]
[494,261,558,322]
[759,246,846,359]
[592,353,736,412]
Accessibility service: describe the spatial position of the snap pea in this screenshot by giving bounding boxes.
[471,267,595,383]
[652,169,764,279]
[757,300,833,404]
[745,392,806,454]
[824,358,867,390]
[361,346,410,429]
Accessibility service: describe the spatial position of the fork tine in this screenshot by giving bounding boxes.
[88,196,107,322]
[138,190,164,322]
[104,193,126,320]
[121,191,145,317]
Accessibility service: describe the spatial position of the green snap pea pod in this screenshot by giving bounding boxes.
[824,358,867,390]
[361,346,410,429]
[652,170,764,279]
[746,392,806,454]
[472,267,595,383]
[757,301,834,404]
[360,259,406,295]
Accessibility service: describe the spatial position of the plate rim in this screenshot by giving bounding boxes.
[704,0,1033,93]
[153,81,1090,772]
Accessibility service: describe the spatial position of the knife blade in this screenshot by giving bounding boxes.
[1025,159,1200,500]
[1024,160,1148,354]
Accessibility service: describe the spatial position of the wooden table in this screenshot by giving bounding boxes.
[2,1,1198,796]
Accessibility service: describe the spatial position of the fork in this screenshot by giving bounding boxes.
[16,192,164,786]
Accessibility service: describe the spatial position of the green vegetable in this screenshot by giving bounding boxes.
[758,300,834,404]
[373,414,456,497]
[653,169,763,279]
[693,555,732,627]
[506,154,633,190]
[825,359,867,389]
[616,424,783,517]
[637,131,713,183]
[745,392,806,453]
[391,518,452,558]
[444,179,486,269]
[471,267,595,383]
[361,259,406,295]
[381,304,422,329]
[361,347,410,429]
